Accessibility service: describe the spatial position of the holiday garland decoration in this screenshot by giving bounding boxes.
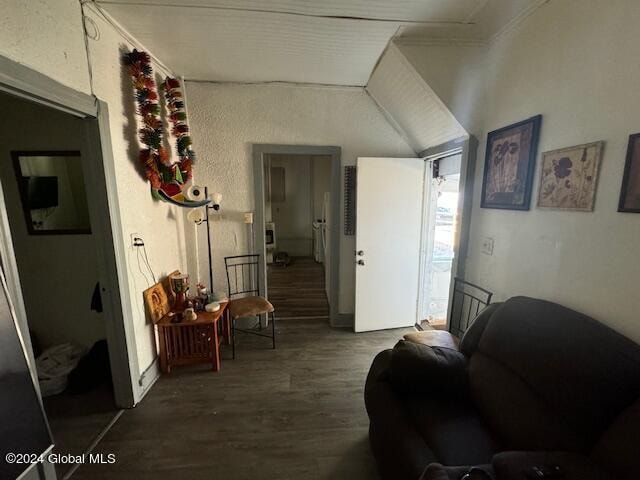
[123,49,208,208]
[163,77,194,183]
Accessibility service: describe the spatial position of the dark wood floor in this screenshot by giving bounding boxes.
[43,382,119,478]
[267,257,330,318]
[73,319,413,479]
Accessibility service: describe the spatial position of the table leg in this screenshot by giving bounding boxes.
[224,308,231,345]
[158,325,168,374]
[212,322,221,372]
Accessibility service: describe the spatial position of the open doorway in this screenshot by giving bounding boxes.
[418,153,462,330]
[0,92,121,479]
[263,154,332,318]
[253,145,342,326]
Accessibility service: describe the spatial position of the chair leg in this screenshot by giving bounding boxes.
[232,317,236,360]
[271,311,276,349]
[258,314,262,331]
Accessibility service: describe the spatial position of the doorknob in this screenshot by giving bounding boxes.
[357,250,364,256]
[357,259,365,266]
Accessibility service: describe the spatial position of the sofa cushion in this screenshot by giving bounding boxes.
[492,451,614,480]
[390,340,469,397]
[459,303,501,357]
[405,395,501,466]
[404,330,460,350]
[420,464,482,480]
[591,397,640,480]
[473,297,640,448]
[470,353,589,452]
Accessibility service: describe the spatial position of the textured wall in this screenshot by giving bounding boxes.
[1,1,190,389]
[185,82,415,315]
[0,0,91,94]
[84,7,189,375]
[462,0,640,342]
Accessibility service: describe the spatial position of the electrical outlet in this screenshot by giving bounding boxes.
[482,237,495,256]
[130,233,140,247]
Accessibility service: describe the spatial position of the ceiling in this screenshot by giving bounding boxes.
[97,0,543,86]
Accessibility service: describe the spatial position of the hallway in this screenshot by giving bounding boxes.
[267,257,330,318]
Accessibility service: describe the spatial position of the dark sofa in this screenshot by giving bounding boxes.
[365,297,640,480]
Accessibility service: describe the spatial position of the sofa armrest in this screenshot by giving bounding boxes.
[492,451,614,480]
[365,349,438,480]
[389,340,470,397]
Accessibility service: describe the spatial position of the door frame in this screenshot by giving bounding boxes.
[0,54,137,412]
[252,144,343,326]
[418,136,479,328]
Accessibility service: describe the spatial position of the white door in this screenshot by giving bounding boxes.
[354,157,425,332]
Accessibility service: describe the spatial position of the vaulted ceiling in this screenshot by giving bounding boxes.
[96,0,542,86]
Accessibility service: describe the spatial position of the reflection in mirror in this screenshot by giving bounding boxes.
[12,151,91,234]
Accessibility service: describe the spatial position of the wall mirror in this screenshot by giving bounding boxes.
[12,151,91,235]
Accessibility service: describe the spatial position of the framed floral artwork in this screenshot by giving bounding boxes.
[537,141,604,211]
[481,115,542,210]
[618,133,640,213]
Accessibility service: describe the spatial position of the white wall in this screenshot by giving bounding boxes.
[1,2,190,380]
[397,42,487,140]
[268,155,313,257]
[83,6,189,374]
[312,155,332,220]
[0,0,91,94]
[0,94,104,350]
[462,0,640,343]
[186,82,415,314]
[366,42,467,152]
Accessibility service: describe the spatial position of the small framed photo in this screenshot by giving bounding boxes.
[618,133,640,213]
[537,141,604,211]
[481,115,542,210]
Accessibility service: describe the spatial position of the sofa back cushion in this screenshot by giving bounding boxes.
[470,296,640,450]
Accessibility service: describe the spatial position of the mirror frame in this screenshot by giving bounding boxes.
[11,150,92,235]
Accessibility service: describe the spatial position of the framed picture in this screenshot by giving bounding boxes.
[618,133,640,213]
[537,141,604,211]
[481,115,542,210]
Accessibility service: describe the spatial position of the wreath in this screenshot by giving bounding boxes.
[123,49,205,207]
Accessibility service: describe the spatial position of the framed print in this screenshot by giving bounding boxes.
[537,141,604,211]
[481,115,542,210]
[618,133,640,213]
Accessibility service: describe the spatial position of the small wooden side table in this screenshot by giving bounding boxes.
[157,301,230,374]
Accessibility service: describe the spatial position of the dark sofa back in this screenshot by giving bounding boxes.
[467,296,640,452]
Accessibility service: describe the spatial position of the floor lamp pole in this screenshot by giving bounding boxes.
[204,186,214,293]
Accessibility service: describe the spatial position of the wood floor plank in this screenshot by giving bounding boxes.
[73,319,413,479]
[267,257,330,318]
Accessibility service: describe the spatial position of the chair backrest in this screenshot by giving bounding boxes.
[448,277,493,338]
[224,254,260,299]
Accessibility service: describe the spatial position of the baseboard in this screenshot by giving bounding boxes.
[137,356,160,404]
[331,313,354,328]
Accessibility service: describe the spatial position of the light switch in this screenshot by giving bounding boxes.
[482,237,494,256]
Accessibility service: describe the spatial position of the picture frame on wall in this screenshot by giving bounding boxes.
[618,133,640,213]
[481,115,542,210]
[537,141,604,211]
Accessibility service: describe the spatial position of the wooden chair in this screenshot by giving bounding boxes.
[224,254,276,358]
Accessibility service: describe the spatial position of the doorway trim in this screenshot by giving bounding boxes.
[418,135,479,327]
[0,54,137,410]
[252,144,343,327]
